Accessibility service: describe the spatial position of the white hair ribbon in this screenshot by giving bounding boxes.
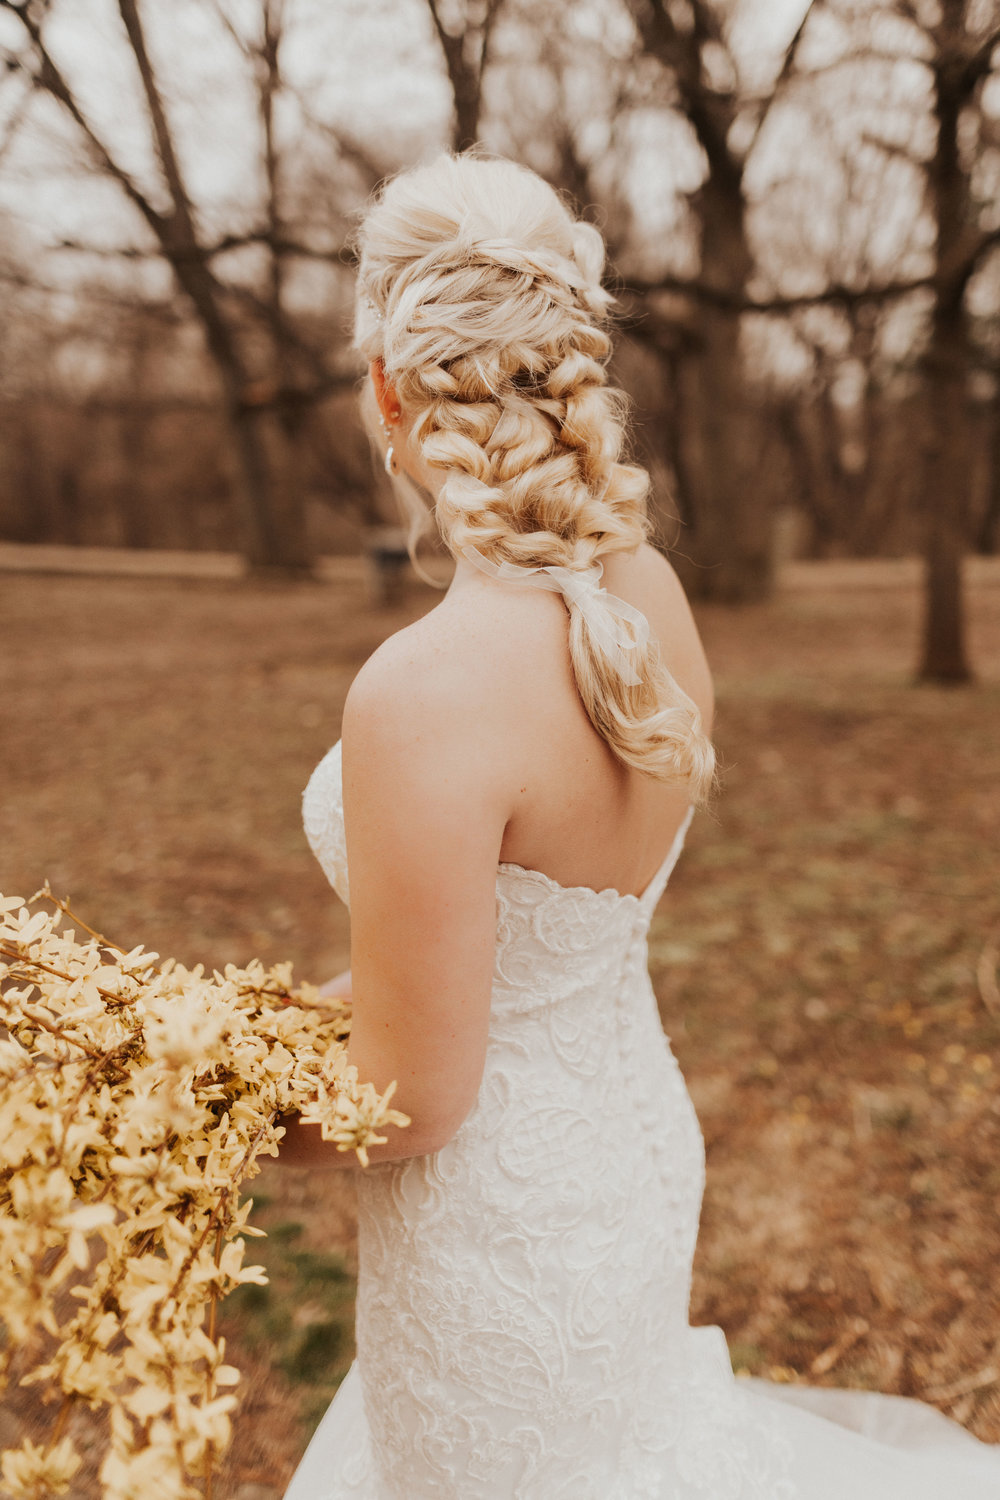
[460,545,650,687]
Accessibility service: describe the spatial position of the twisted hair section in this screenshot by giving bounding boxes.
[354,154,714,801]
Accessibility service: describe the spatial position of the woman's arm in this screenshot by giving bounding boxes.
[281,627,513,1169]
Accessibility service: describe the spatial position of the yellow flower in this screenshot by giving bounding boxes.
[0,883,407,1495]
[1,1437,81,1498]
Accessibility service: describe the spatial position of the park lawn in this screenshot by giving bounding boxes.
[1,561,998,1496]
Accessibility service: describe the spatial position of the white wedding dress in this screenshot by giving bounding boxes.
[286,737,1000,1499]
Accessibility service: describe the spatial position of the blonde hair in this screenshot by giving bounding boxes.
[354,153,714,800]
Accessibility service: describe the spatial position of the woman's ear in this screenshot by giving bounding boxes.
[370,359,401,426]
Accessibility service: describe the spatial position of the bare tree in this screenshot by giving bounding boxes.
[426,0,507,151]
[798,0,1000,674]
[0,0,360,572]
[896,0,1000,682]
[618,0,817,601]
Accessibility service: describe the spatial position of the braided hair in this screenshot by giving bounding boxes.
[354,154,714,800]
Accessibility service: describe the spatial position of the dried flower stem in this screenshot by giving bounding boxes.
[0,940,131,1008]
[31,882,130,957]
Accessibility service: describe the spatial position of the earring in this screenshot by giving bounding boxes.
[379,411,400,478]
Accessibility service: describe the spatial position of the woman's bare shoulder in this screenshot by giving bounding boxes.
[344,541,709,747]
[604,542,714,726]
[343,578,558,752]
[604,540,689,602]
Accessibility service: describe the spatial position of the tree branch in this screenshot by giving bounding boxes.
[479,0,505,74]
[962,23,1000,87]
[52,229,349,263]
[204,0,252,59]
[0,261,185,317]
[426,0,506,151]
[858,129,927,167]
[220,278,356,399]
[0,63,34,166]
[623,269,919,316]
[1,2,170,245]
[895,1,924,29]
[623,218,1000,318]
[297,105,390,191]
[626,0,741,194]
[744,0,818,156]
[116,0,197,241]
[790,49,934,83]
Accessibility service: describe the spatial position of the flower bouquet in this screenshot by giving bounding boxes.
[0,885,405,1499]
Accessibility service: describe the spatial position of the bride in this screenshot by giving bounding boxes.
[279,154,1000,1498]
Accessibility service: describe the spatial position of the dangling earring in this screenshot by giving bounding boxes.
[379,411,400,478]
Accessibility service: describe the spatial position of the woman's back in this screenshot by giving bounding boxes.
[365,539,712,901]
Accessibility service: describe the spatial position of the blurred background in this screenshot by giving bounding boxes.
[0,0,999,667]
[1,2,1000,1496]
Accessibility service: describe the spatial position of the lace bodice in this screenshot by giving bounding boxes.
[302,739,692,1014]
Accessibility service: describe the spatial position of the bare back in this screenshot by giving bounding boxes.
[427,541,713,900]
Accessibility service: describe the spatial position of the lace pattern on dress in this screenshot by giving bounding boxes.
[296,741,796,1499]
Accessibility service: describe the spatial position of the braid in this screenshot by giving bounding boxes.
[354,154,715,802]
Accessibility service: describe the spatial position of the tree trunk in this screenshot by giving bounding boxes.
[120,0,311,574]
[920,529,968,682]
[917,34,974,684]
[976,394,1000,553]
[227,396,310,574]
[426,0,502,153]
[917,341,973,682]
[117,408,151,550]
[623,0,777,602]
[677,180,772,601]
[6,1,321,574]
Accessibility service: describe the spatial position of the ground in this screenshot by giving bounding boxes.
[1,556,998,1497]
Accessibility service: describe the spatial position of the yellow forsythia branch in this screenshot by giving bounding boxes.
[0,889,407,1500]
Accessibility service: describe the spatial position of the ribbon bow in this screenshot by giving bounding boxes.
[460,545,650,687]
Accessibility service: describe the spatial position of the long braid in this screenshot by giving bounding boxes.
[354,154,715,801]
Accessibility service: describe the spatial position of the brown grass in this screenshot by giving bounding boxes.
[1,560,998,1494]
